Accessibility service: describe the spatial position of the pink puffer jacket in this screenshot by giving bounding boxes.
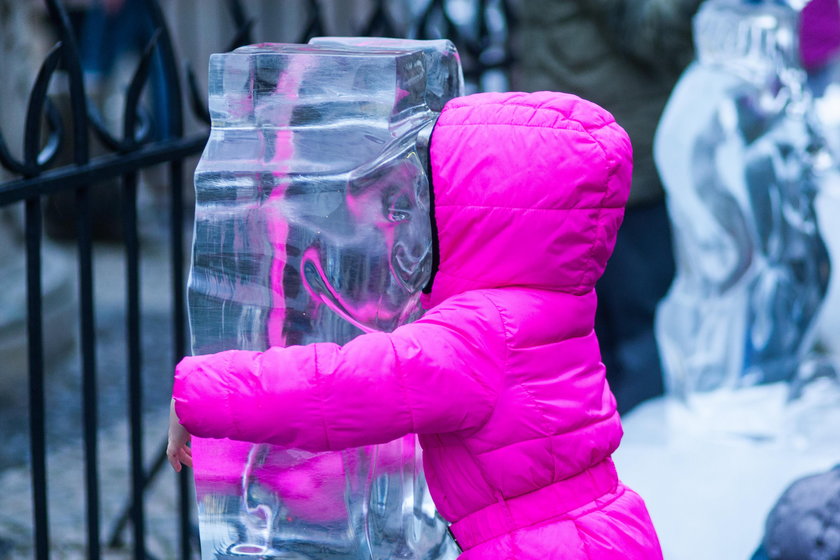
[175,91,663,559]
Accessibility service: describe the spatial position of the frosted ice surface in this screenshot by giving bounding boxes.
[307,38,465,111]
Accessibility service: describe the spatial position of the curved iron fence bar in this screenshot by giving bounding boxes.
[38,97,64,169]
[44,0,90,165]
[85,104,123,153]
[85,29,160,154]
[0,129,26,175]
[24,44,65,175]
[146,0,185,139]
[0,1,516,180]
[38,100,65,168]
[123,28,163,149]
[0,42,65,175]
[87,101,154,153]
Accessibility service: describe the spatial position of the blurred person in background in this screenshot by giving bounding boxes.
[511,0,703,413]
[79,0,170,139]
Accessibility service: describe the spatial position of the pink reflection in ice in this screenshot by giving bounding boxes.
[193,55,351,550]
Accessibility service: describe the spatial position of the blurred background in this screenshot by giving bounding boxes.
[1,1,839,559]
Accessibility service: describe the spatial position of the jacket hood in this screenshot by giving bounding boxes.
[422,91,633,308]
[425,92,632,307]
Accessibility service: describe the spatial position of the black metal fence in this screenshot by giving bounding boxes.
[0,1,512,558]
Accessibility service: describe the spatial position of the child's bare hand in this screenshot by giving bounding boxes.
[167,398,192,472]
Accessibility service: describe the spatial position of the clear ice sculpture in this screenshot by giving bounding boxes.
[187,40,463,559]
[653,0,832,439]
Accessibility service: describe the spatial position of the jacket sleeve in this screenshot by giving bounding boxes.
[173,292,503,451]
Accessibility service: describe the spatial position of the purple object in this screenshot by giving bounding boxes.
[800,0,840,70]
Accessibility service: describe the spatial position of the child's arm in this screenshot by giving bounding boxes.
[173,293,503,451]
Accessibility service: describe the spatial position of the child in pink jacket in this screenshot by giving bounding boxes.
[169,91,663,559]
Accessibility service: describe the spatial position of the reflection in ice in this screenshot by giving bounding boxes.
[188,41,463,558]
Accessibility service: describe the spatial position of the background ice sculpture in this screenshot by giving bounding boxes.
[653,0,832,439]
[188,41,463,559]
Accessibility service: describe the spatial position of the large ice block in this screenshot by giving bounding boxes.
[653,0,832,439]
[188,42,462,559]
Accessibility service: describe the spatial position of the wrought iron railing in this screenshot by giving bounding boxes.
[0,1,511,558]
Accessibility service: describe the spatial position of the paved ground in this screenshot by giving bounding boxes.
[0,411,188,560]
[0,235,198,559]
